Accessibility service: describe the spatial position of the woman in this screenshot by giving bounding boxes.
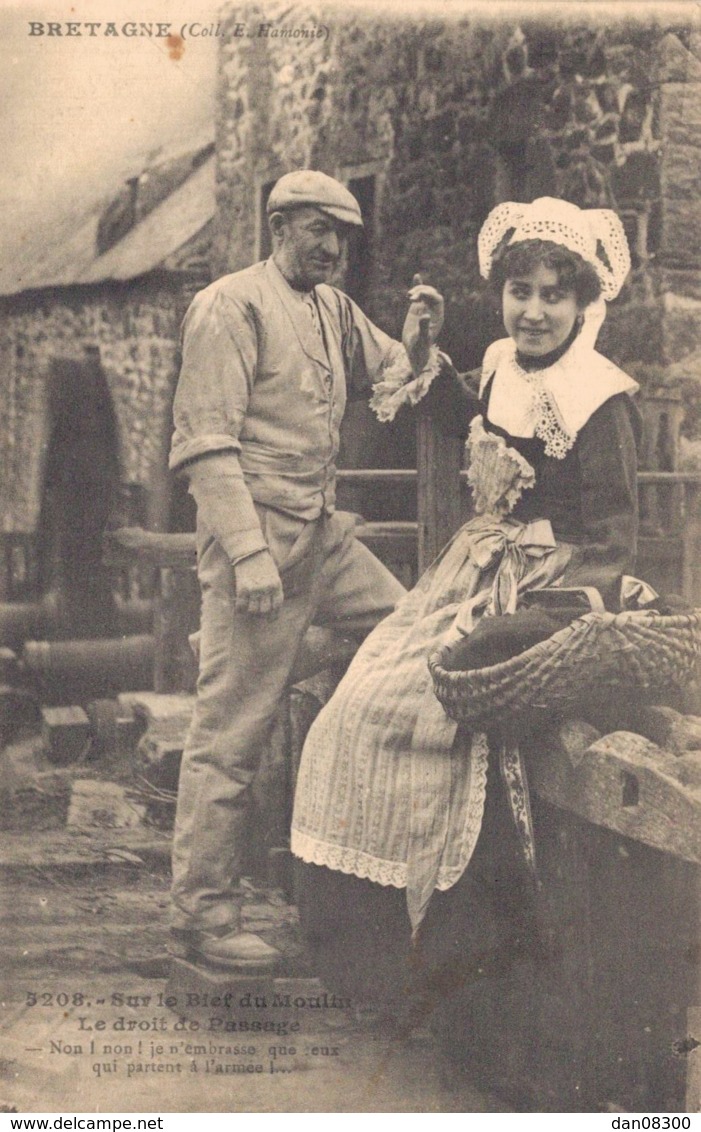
[290,197,640,1028]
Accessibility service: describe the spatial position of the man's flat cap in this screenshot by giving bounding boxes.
[266,170,363,227]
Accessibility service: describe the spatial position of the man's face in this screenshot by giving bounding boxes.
[272,207,347,290]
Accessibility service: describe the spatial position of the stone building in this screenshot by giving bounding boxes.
[5,8,699,613]
[214,4,701,504]
[0,142,215,624]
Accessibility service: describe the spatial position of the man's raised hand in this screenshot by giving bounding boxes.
[402,272,445,377]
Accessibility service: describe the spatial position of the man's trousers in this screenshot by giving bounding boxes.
[170,507,407,931]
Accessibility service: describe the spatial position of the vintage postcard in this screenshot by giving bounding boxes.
[0,0,700,1115]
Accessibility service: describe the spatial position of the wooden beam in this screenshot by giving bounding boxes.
[153,567,200,694]
[103,528,197,569]
[529,729,701,864]
[103,521,420,572]
[416,403,463,573]
[338,469,417,483]
[682,481,701,607]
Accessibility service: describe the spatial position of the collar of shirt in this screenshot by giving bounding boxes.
[267,255,316,305]
[267,258,332,368]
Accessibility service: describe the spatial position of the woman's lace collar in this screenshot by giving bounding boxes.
[480,302,638,459]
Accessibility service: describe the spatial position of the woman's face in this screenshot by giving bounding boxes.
[502,262,581,357]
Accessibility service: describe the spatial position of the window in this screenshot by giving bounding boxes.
[344,173,377,305]
[96,179,138,255]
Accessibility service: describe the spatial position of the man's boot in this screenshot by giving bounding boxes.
[169,919,281,972]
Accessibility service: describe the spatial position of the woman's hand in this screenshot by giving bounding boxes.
[402,273,445,377]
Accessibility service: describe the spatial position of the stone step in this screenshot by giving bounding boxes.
[0,827,171,878]
[41,705,91,765]
[166,962,351,1045]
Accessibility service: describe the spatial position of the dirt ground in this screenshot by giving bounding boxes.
[0,829,508,1113]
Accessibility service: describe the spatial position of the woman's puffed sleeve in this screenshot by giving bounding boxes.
[559,393,641,610]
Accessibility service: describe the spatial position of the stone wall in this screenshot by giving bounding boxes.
[216,6,701,452]
[0,277,190,539]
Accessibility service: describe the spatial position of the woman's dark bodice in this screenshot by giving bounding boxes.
[424,363,643,610]
[484,416,583,540]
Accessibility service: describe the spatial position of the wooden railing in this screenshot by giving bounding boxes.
[102,400,701,694]
[347,412,701,603]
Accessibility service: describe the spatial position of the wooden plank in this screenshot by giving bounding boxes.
[104,522,419,572]
[417,405,463,572]
[337,469,417,483]
[0,827,170,876]
[448,470,701,485]
[528,730,701,864]
[687,1006,701,1113]
[354,520,417,540]
[682,482,701,607]
[680,812,701,1113]
[531,800,597,1109]
[103,528,197,569]
[581,823,698,1110]
[638,472,701,485]
[354,521,418,584]
[153,567,200,694]
[472,793,701,1112]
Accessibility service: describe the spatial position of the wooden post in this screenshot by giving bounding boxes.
[0,537,7,603]
[416,402,464,573]
[682,481,701,607]
[686,893,701,1113]
[103,529,199,694]
[640,390,685,535]
[153,566,200,694]
[444,728,701,1110]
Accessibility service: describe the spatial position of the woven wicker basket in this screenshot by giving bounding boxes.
[428,608,701,728]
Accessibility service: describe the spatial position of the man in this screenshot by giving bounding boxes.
[168,170,442,970]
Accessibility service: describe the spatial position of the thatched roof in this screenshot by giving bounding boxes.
[0,142,215,298]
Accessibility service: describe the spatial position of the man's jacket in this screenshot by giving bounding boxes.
[169,258,405,561]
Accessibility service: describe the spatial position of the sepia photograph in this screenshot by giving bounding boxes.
[0,0,700,1115]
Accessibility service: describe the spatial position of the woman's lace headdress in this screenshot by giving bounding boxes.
[477,196,631,301]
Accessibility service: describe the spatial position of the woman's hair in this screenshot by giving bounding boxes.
[489,238,602,308]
